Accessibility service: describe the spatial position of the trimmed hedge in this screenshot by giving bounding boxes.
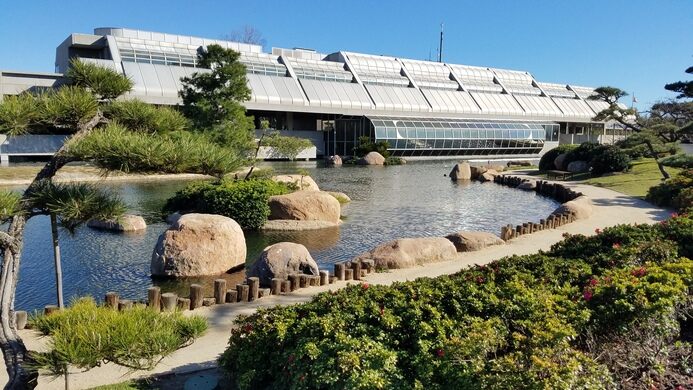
[538,144,577,171]
[647,169,693,213]
[219,215,693,389]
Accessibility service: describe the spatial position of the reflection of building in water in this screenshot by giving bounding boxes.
[1,27,622,162]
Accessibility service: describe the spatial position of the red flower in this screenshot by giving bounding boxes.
[631,267,647,277]
[588,278,598,286]
[612,243,621,250]
[594,228,601,234]
[362,283,369,290]
[380,306,384,316]
[583,290,593,301]
[476,276,485,284]
[243,324,253,333]
[671,212,679,219]
[436,349,445,358]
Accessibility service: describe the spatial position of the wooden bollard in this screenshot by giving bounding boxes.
[15,311,27,330]
[309,275,319,286]
[161,292,178,312]
[345,269,354,280]
[118,300,133,311]
[299,275,308,288]
[147,287,161,312]
[271,278,282,295]
[329,276,338,284]
[362,259,375,273]
[500,226,508,241]
[282,280,291,293]
[319,270,329,286]
[225,289,238,303]
[190,284,204,310]
[44,305,59,316]
[353,261,362,281]
[335,263,346,281]
[177,297,190,311]
[516,225,522,236]
[105,292,119,309]
[214,279,227,304]
[289,274,300,291]
[259,288,270,298]
[236,284,249,302]
[361,269,367,278]
[247,277,260,301]
[202,298,215,307]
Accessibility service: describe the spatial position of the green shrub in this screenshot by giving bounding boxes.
[564,142,601,166]
[384,156,405,165]
[104,99,189,134]
[163,179,290,230]
[590,145,630,175]
[538,144,577,171]
[30,297,206,376]
[261,132,313,160]
[659,153,693,169]
[646,169,693,212]
[354,136,390,158]
[0,94,39,135]
[0,190,21,221]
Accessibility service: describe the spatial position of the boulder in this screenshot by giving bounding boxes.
[353,237,458,269]
[262,220,340,231]
[268,191,341,224]
[485,165,505,172]
[445,231,505,252]
[517,180,536,191]
[247,242,319,287]
[326,155,343,166]
[272,175,320,191]
[554,153,568,170]
[151,213,246,277]
[478,169,499,182]
[567,160,589,173]
[166,212,182,225]
[470,166,487,180]
[88,214,146,232]
[357,151,386,165]
[450,162,472,181]
[552,195,593,220]
[326,191,351,203]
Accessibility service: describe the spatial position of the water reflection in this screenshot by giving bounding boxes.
[13,161,559,311]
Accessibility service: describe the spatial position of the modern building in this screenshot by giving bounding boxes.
[1,27,622,162]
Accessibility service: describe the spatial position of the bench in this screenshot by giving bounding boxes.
[546,170,574,180]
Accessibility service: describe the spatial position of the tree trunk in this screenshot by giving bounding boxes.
[644,139,670,180]
[244,132,265,180]
[50,213,64,309]
[0,113,103,389]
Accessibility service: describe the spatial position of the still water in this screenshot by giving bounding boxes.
[14,161,559,311]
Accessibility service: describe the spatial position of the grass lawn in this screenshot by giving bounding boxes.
[583,158,681,198]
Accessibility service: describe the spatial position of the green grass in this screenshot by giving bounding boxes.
[90,381,150,390]
[583,158,682,198]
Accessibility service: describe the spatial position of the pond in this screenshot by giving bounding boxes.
[14,161,560,311]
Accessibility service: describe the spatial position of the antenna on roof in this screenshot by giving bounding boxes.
[438,23,444,63]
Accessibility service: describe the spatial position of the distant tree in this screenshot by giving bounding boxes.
[664,65,693,99]
[224,25,267,48]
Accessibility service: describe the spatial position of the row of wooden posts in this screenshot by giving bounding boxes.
[27,259,378,320]
[495,175,581,241]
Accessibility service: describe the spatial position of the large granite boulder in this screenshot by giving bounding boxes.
[486,164,505,173]
[88,214,146,232]
[151,213,246,277]
[445,231,505,252]
[326,155,343,166]
[268,191,341,224]
[247,242,319,287]
[470,166,487,180]
[450,162,472,181]
[357,151,386,165]
[353,237,458,269]
[478,169,499,182]
[567,160,589,173]
[272,175,320,191]
[552,195,594,220]
[554,153,568,170]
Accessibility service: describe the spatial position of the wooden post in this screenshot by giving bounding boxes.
[299,275,308,288]
[345,269,354,281]
[282,280,291,293]
[161,293,178,312]
[177,297,190,311]
[289,274,300,291]
[362,260,374,273]
[118,300,133,311]
[271,278,282,295]
[15,311,27,330]
[259,288,270,298]
[190,284,204,310]
[329,276,338,284]
[214,279,227,304]
[309,275,319,286]
[237,284,249,302]
[353,261,362,281]
[500,226,508,241]
[248,277,260,301]
[225,289,238,303]
[44,305,59,316]
[335,263,345,281]
[147,287,161,312]
[105,292,119,309]
[319,271,329,286]
[516,225,522,236]
[203,298,215,307]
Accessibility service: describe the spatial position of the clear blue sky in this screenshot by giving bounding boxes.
[0,0,690,109]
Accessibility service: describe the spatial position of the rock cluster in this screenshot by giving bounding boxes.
[353,237,458,269]
[88,214,147,232]
[247,242,320,287]
[357,151,386,165]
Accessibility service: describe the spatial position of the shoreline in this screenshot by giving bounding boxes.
[11,178,672,389]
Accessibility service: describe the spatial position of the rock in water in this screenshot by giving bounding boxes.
[88,214,146,232]
[470,165,487,180]
[272,175,320,191]
[268,191,341,224]
[151,213,246,277]
[353,237,458,269]
[445,231,505,252]
[247,242,319,286]
[357,151,385,165]
[326,155,343,166]
[450,162,472,181]
[517,180,537,191]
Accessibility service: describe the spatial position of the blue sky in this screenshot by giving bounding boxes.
[0,0,690,109]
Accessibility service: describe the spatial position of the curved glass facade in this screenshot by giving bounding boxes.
[370,116,558,157]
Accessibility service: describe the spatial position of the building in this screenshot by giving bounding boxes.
[1,27,621,163]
